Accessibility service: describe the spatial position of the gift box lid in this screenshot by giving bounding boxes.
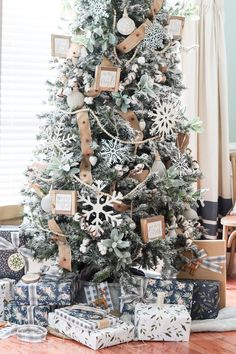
[55,304,118,330]
[135,304,191,321]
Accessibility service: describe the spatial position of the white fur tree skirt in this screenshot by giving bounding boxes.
[191,307,236,332]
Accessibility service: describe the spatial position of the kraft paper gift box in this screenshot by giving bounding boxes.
[48,312,135,350]
[177,240,226,309]
[135,303,191,342]
[0,278,15,320]
[54,304,118,330]
[14,277,78,306]
[0,226,30,282]
[5,301,51,327]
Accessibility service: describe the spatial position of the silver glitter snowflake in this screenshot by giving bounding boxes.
[171,152,190,177]
[80,180,123,236]
[149,99,180,139]
[143,21,168,50]
[88,0,110,23]
[100,139,130,167]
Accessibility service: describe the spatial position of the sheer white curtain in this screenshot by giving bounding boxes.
[182,0,232,239]
[0,0,61,206]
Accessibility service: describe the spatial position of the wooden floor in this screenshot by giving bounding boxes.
[1,278,236,354]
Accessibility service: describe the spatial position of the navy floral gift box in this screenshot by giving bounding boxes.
[189,280,220,320]
[146,279,194,313]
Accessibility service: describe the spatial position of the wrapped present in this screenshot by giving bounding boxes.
[55,304,118,330]
[146,278,194,313]
[177,240,226,308]
[0,226,33,281]
[0,278,15,320]
[120,276,156,323]
[14,276,78,306]
[48,312,135,350]
[135,303,191,342]
[4,301,51,327]
[188,280,220,320]
[77,281,116,311]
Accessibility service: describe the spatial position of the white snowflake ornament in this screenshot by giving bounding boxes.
[80,180,123,236]
[100,140,130,167]
[171,152,191,177]
[149,99,180,139]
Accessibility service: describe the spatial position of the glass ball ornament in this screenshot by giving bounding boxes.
[41,194,52,213]
[117,8,136,36]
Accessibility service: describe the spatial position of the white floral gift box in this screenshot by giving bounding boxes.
[0,278,15,320]
[135,304,191,342]
[48,312,135,350]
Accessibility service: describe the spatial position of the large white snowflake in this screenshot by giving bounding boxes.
[149,100,180,139]
[171,152,190,177]
[80,180,123,236]
[100,139,130,167]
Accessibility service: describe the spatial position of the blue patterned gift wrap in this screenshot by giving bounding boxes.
[4,301,51,327]
[146,279,194,313]
[14,277,78,306]
[189,280,220,320]
[0,226,26,282]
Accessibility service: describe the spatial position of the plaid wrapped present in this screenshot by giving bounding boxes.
[81,281,114,311]
[55,304,118,330]
[0,278,15,320]
[4,301,51,327]
[48,312,135,350]
[14,276,78,306]
[0,226,32,281]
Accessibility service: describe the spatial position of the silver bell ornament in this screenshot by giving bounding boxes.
[183,204,199,220]
[152,152,166,178]
[41,193,52,213]
[117,8,136,36]
[67,89,84,110]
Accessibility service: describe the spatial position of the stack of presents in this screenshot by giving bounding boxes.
[0,225,226,350]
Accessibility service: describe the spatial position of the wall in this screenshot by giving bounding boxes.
[225,0,236,146]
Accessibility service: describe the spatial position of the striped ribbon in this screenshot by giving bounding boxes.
[17,325,47,342]
[187,249,226,274]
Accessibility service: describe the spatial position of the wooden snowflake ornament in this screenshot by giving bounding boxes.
[149,99,180,139]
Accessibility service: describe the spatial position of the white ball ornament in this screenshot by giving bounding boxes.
[89,155,98,166]
[139,119,146,131]
[117,8,136,36]
[41,194,52,213]
[67,90,84,110]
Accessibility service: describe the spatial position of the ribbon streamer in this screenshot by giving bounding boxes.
[0,232,33,259]
[186,249,226,275]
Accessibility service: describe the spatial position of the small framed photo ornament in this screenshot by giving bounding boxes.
[94,58,121,92]
[51,34,71,58]
[141,215,165,243]
[168,16,185,40]
[51,190,77,216]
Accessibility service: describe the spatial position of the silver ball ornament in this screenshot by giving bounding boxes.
[41,194,52,213]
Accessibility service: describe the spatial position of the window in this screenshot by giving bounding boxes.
[0,0,61,205]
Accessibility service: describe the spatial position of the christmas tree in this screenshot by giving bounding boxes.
[22,0,204,282]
